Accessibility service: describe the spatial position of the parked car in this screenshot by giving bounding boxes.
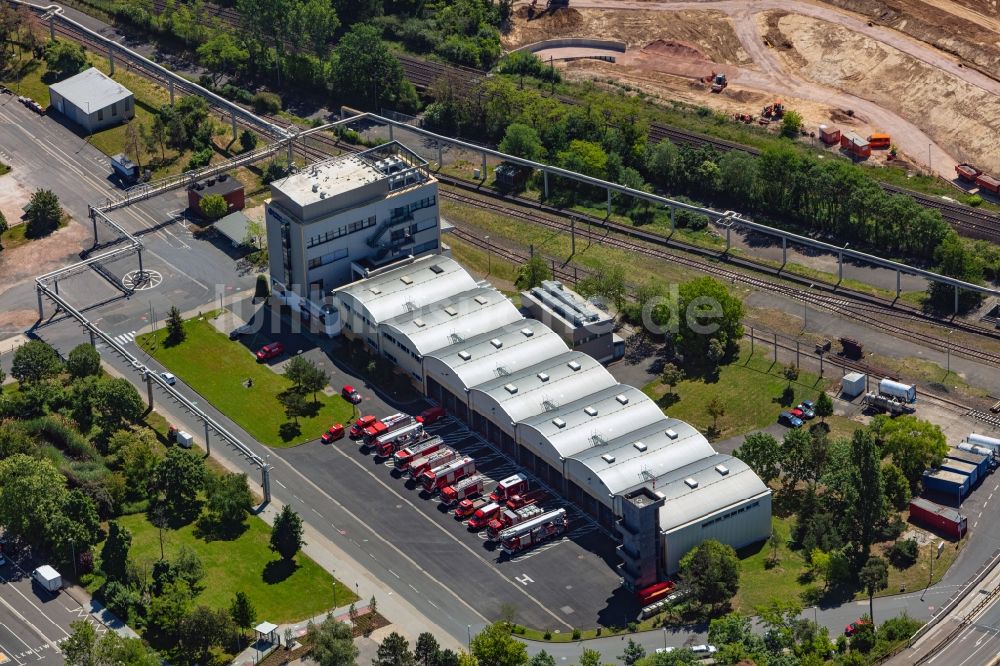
[229,324,252,340]
[350,415,377,439]
[342,385,362,404]
[418,406,446,425]
[654,648,675,654]
[691,645,718,655]
[796,402,815,419]
[255,342,285,361]
[778,411,804,428]
[159,372,177,386]
[790,407,805,420]
[845,619,871,636]
[321,424,345,444]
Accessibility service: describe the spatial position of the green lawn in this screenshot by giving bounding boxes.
[0,161,9,176]
[136,314,354,447]
[88,510,355,623]
[733,515,808,612]
[643,342,833,440]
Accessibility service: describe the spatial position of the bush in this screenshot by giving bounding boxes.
[543,631,551,640]
[239,130,258,153]
[887,539,919,568]
[626,621,638,633]
[964,194,984,208]
[186,147,213,171]
[251,91,281,114]
[261,160,288,184]
[199,194,229,220]
[572,628,581,640]
[800,584,823,606]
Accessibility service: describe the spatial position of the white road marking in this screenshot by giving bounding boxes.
[0,594,61,655]
[0,625,38,662]
[275,480,287,488]
[113,331,136,345]
[388,570,400,578]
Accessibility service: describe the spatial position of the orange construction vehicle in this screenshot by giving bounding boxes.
[761,99,785,120]
[868,133,891,149]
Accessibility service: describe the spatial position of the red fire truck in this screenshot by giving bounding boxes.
[490,473,529,502]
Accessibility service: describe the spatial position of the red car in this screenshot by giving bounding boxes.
[845,619,871,636]
[321,424,345,444]
[418,406,446,425]
[342,385,362,404]
[790,407,805,420]
[350,415,376,439]
[255,341,285,361]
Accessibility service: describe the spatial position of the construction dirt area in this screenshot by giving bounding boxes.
[505,1,1000,177]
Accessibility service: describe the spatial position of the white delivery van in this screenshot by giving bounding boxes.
[32,565,62,592]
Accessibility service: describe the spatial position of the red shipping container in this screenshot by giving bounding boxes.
[908,498,966,540]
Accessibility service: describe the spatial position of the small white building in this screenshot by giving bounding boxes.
[48,67,134,133]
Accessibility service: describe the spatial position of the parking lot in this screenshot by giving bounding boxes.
[0,556,108,665]
[280,412,636,630]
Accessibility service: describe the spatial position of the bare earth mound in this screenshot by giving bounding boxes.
[766,12,1000,173]
[504,9,753,66]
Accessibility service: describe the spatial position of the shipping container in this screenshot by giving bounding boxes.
[955,164,981,183]
[909,498,966,540]
[868,133,891,149]
[819,125,840,145]
[947,448,990,480]
[967,433,1000,452]
[879,378,916,403]
[938,459,977,486]
[840,132,871,158]
[922,469,970,501]
[841,372,867,398]
[839,338,864,359]
[976,173,1000,194]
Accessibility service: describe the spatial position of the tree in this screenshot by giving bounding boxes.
[859,556,889,626]
[93,631,159,666]
[174,545,206,591]
[781,110,803,138]
[279,389,309,424]
[285,356,328,401]
[675,276,744,368]
[153,447,206,517]
[851,428,884,557]
[374,632,415,666]
[331,24,408,108]
[308,617,358,666]
[814,392,834,423]
[206,472,254,532]
[146,113,168,161]
[239,129,258,153]
[196,32,249,84]
[579,649,601,666]
[199,193,229,220]
[810,548,832,590]
[783,363,799,386]
[255,273,271,299]
[470,622,528,666]
[93,378,145,432]
[63,619,98,666]
[11,339,63,384]
[734,432,781,486]
[230,591,256,646]
[678,540,740,611]
[499,123,545,161]
[619,639,645,666]
[706,397,726,432]
[166,306,186,345]
[148,579,193,637]
[100,520,132,583]
[24,188,62,237]
[528,651,554,666]
[576,262,626,312]
[659,364,684,396]
[876,416,948,489]
[67,344,101,379]
[43,39,85,80]
[882,463,910,511]
[0,454,68,546]
[178,605,233,663]
[514,255,551,290]
[53,489,102,555]
[270,504,304,560]
[119,428,162,500]
[415,633,440,666]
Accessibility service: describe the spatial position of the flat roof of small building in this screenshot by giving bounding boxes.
[275,155,383,206]
[49,67,132,110]
[525,280,611,328]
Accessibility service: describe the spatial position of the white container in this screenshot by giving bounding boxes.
[32,565,62,592]
[957,441,995,457]
[175,430,194,449]
[967,433,1000,452]
[879,378,916,403]
[841,372,867,398]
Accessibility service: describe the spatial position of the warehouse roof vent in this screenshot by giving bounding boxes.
[474,295,489,305]
[400,275,413,285]
[616,394,629,405]
[665,429,678,440]
[715,464,730,476]
[567,360,581,371]
[633,441,647,452]
[504,383,518,395]
[458,350,472,361]
[490,338,503,349]
[429,264,444,274]
[584,406,598,417]
[552,417,566,428]
[684,477,699,489]
[601,453,616,464]
[413,318,425,328]
[521,328,534,337]
[537,372,549,382]
[444,306,458,316]
[369,287,382,295]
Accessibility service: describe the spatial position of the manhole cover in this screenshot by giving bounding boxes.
[123,269,163,291]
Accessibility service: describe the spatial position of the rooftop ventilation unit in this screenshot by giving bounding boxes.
[537,372,549,382]
[601,454,616,464]
[475,296,489,305]
[590,433,607,447]
[684,477,698,489]
[413,318,425,328]
[404,300,417,312]
[449,332,464,344]
[458,350,472,361]
[490,338,503,349]
[715,464,729,476]
[542,399,559,412]
[369,287,382,295]
[521,328,534,337]
[444,306,458,316]
[495,366,510,377]
[552,418,566,428]
[567,361,581,371]
[429,264,444,274]
[633,441,647,452]
[616,394,629,405]
[311,183,319,192]
[504,384,518,394]
[400,275,414,285]
[584,406,598,417]
[665,429,678,440]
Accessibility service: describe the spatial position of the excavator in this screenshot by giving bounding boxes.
[761,98,785,120]
[528,0,570,19]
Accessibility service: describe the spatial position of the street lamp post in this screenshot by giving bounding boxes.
[485,236,491,275]
[333,568,337,609]
[467,624,472,648]
[662,627,666,650]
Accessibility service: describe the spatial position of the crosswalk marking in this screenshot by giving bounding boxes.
[113,331,136,345]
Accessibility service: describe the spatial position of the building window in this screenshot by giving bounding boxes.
[111,102,117,117]
[307,247,349,270]
[306,216,376,249]
[97,108,104,121]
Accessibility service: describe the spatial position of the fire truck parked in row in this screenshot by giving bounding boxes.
[373,421,425,458]
[486,505,545,540]
[506,489,546,510]
[500,508,568,554]
[468,502,503,530]
[394,437,444,471]
[455,497,488,519]
[408,448,458,480]
[491,473,529,503]
[362,413,412,445]
[421,457,476,494]
[440,474,486,506]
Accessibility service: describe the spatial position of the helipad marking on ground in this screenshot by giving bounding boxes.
[515,574,534,586]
